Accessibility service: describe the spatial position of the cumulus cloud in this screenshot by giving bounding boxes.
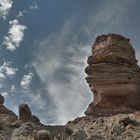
[20,72,34,89]
[0,61,17,80]
[3,19,27,51]
[0,0,13,19]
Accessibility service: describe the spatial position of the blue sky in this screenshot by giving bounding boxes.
[0,0,140,125]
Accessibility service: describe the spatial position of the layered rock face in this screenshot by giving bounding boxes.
[85,34,140,116]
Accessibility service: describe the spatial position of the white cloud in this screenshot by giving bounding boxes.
[30,5,38,10]
[1,91,8,98]
[0,0,13,19]
[3,19,27,51]
[32,21,92,124]
[30,2,38,10]
[0,61,17,80]
[0,73,6,79]
[10,85,16,92]
[20,72,33,89]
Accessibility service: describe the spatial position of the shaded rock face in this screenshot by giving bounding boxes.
[0,94,17,123]
[85,34,140,116]
[0,94,4,104]
[19,103,32,120]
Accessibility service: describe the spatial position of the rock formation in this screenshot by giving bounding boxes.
[85,33,140,116]
[19,103,32,120]
[0,94,17,123]
[0,34,140,140]
[66,112,140,140]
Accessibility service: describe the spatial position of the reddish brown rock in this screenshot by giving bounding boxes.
[85,34,140,116]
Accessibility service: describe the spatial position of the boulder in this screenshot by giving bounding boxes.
[36,130,51,140]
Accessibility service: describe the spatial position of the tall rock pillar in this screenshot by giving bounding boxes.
[85,34,140,116]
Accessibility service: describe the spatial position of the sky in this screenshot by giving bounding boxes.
[0,0,140,125]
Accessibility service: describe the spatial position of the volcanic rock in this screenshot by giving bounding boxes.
[85,33,140,116]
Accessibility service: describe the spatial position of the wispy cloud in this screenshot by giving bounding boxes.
[0,0,13,19]
[32,0,132,124]
[20,72,33,89]
[3,19,27,51]
[32,19,92,124]
[10,85,16,92]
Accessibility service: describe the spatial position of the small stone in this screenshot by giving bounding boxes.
[65,126,73,135]
[69,130,87,140]
[36,130,51,140]
[113,125,126,135]
[119,117,140,127]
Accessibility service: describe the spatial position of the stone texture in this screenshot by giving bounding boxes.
[85,33,140,116]
[36,130,51,140]
[66,113,140,140]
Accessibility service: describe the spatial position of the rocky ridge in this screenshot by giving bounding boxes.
[0,34,140,140]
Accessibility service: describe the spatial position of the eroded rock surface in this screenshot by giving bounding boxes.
[85,33,140,116]
[66,113,140,140]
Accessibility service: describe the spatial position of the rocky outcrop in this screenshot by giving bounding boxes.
[85,33,140,116]
[12,103,40,128]
[0,94,17,123]
[66,113,140,140]
[19,103,32,120]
